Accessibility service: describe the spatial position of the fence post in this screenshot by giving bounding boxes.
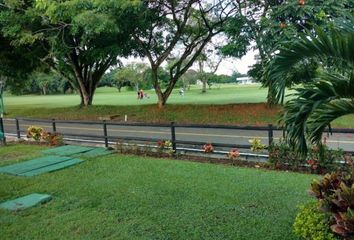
[171,122,176,152]
[15,118,21,140]
[103,120,108,148]
[52,119,57,133]
[268,124,274,147]
[0,116,6,145]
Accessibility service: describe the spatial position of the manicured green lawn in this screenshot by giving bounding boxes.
[4,85,354,127]
[5,84,269,108]
[0,144,315,239]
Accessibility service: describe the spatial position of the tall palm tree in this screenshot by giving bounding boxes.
[268,18,354,153]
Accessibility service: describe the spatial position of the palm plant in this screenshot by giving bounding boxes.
[268,18,354,153]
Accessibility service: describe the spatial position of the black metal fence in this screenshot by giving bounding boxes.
[1,117,354,154]
[0,117,5,144]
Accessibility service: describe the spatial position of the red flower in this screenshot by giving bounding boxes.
[157,140,164,148]
[311,164,318,170]
[203,143,214,153]
[307,159,318,170]
[228,149,240,159]
[307,159,315,165]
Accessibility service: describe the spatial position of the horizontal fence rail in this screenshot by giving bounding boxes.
[1,117,353,155]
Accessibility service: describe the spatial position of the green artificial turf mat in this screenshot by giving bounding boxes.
[0,156,72,175]
[77,147,112,157]
[0,193,52,211]
[42,145,94,156]
[18,158,84,177]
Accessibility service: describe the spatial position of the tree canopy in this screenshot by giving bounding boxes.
[1,0,353,110]
[132,0,236,107]
[223,0,354,105]
[0,0,140,106]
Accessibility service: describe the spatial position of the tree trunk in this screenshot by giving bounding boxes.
[151,68,166,108]
[199,60,207,93]
[78,90,95,106]
[77,81,97,107]
[266,88,276,107]
[88,94,94,105]
[79,90,91,107]
[155,86,166,108]
[157,95,166,108]
[67,51,109,107]
[202,79,207,93]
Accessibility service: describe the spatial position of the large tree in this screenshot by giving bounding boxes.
[180,69,199,90]
[132,0,236,107]
[197,46,222,93]
[223,0,353,105]
[114,63,149,92]
[0,4,46,91]
[0,0,140,106]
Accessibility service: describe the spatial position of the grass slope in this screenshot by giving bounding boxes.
[5,103,281,125]
[0,144,315,239]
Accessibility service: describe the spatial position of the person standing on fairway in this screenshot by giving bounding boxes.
[179,88,184,96]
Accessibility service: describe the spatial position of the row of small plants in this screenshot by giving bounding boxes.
[26,125,352,174]
[27,126,63,146]
[269,139,353,173]
[25,124,266,161]
[156,138,266,164]
[202,138,266,154]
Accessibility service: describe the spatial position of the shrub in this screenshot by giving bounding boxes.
[157,140,172,150]
[269,140,305,169]
[202,143,214,153]
[307,144,344,173]
[294,201,337,240]
[26,126,44,141]
[343,153,353,167]
[157,140,174,155]
[269,141,350,173]
[310,171,354,239]
[228,148,240,159]
[227,148,241,165]
[248,138,266,152]
[42,132,64,146]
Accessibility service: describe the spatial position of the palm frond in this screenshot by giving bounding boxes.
[281,71,354,154]
[268,22,354,103]
[307,98,354,144]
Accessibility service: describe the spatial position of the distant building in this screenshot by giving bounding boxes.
[236,77,256,85]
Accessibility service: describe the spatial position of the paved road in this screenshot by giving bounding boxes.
[2,118,354,152]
